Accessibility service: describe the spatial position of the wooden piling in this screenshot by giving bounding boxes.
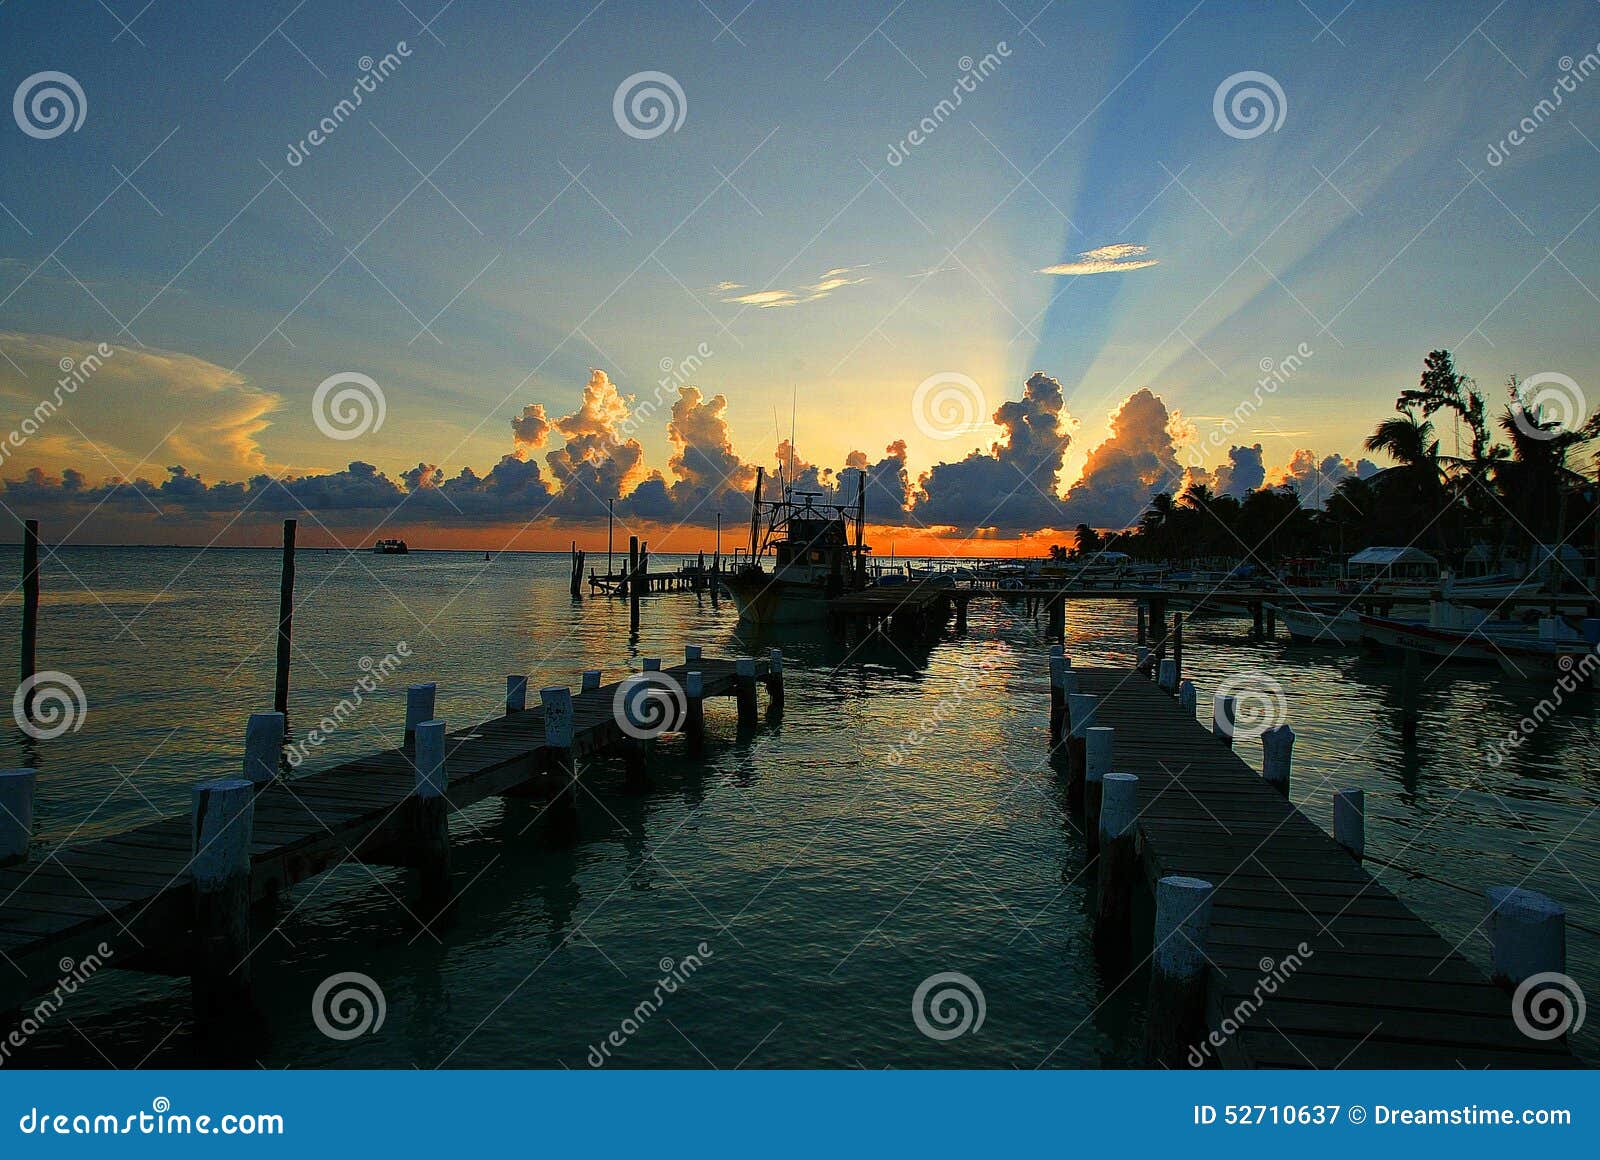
[1485,887,1566,989]
[765,648,785,710]
[1212,693,1236,746]
[190,777,256,1049]
[273,518,296,718]
[1264,605,1276,637]
[1083,726,1113,856]
[735,657,758,727]
[1333,787,1364,861]
[404,682,436,750]
[1048,655,1068,750]
[410,719,451,919]
[684,669,706,756]
[19,519,38,722]
[1135,646,1150,676]
[1157,656,1177,693]
[582,669,601,692]
[628,536,640,633]
[243,711,284,787]
[1136,600,1146,646]
[0,769,36,867]
[506,675,528,714]
[1252,601,1264,637]
[685,645,702,665]
[1262,724,1294,795]
[568,542,584,598]
[1093,771,1138,972]
[1178,678,1196,716]
[1048,594,1065,643]
[1172,613,1183,684]
[1065,692,1095,812]
[541,686,577,818]
[642,657,662,671]
[1400,647,1420,740]
[1146,874,1215,1067]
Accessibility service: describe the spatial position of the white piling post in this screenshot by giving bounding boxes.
[243,712,284,787]
[1261,724,1294,794]
[190,777,255,1042]
[735,656,758,726]
[0,769,37,866]
[404,682,436,749]
[766,648,785,709]
[685,644,702,664]
[642,657,662,672]
[1050,643,1064,658]
[1094,772,1139,968]
[1147,875,1215,1067]
[505,675,528,714]
[685,669,706,755]
[1135,645,1150,674]
[1157,657,1177,693]
[1485,886,1566,989]
[1211,693,1237,746]
[1178,679,1196,715]
[410,719,450,915]
[541,686,577,813]
[1333,788,1364,861]
[581,669,601,692]
[1048,655,1068,748]
[1084,726,1114,854]
[1065,692,1096,811]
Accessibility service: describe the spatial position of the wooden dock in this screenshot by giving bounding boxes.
[1068,666,1577,1068]
[828,580,971,637]
[0,656,775,1019]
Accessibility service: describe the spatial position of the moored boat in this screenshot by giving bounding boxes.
[1274,603,1364,646]
[723,468,871,627]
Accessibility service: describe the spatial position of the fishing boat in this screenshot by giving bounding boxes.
[1274,603,1364,646]
[1357,605,1582,665]
[372,538,409,555]
[723,467,871,627]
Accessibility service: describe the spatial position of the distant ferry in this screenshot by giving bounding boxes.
[372,538,409,555]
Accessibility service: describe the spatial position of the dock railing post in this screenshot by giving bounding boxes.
[582,669,601,693]
[765,649,785,710]
[404,682,436,751]
[243,711,284,787]
[1485,887,1566,992]
[541,686,577,820]
[685,670,706,756]
[1157,656,1177,693]
[1065,692,1095,812]
[1146,875,1215,1067]
[1212,693,1237,746]
[410,719,452,920]
[1048,655,1068,749]
[1178,678,1196,716]
[0,769,37,867]
[642,657,661,671]
[1093,772,1139,972]
[735,657,758,727]
[1333,788,1364,861]
[1084,726,1113,855]
[506,675,528,714]
[190,777,256,1051]
[1262,724,1294,795]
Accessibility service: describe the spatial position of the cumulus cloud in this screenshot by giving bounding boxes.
[1270,449,1381,507]
[1038,243,1159,277]
[543,369,648,516]
[1058,388,1186,527]
[510,402,552,448]
[1213,443,1266,498]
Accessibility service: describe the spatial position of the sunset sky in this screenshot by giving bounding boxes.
[3,0,1599,552]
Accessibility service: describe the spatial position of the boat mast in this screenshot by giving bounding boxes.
[855,470,866,585]
[749,465,765,562]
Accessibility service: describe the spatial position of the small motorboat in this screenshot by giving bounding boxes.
[1274,603,1363,646]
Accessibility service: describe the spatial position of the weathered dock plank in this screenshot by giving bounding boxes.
[1070,667,1576,1069]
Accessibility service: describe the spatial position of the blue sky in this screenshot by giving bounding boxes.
[2,0,1598,545]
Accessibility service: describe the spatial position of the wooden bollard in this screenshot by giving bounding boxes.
[1135,646,1150,676]
[643,656,661,671]
[411,719,451,918]
[1157,657,1177,693]
[582,669,601,693]
[190,777,256,1047]
[1048,594,1065,642]
[1211,693,1236,746]
[0,769,37,867]
[541,686,577,818]
[1333,788,1364,861]
[1262,724,1294,795]
[1485,886,1566,989]
[1065,692,1095,812]
[1048,655,1068,750]
[1084,726,1113,856]
[506,675,528,714]
[684,669,706,756]
[1136,601,1147,645]
[243,711,284,787]
[1093,772,1139,971]
[1146,875,1215,1067]
[685,644,702,665]
[766,648,785,710]
[735,657,758,727]
[1178,679,1196,716]
[404,682,436,750]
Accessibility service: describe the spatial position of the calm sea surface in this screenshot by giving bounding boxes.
[0,546,1595,1067]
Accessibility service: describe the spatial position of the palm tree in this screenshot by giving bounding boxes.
[1074,523,1103,554]
[1364,410,1456,550]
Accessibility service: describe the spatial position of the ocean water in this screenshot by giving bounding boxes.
[0,546,1595,1067]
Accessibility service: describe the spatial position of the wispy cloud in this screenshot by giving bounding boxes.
[1038,242,1159,276]
[715,266,869,308]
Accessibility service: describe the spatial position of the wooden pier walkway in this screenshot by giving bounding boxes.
[1070,666,1576,1068]
[828,580,971,636]
[0,656,773,1015]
